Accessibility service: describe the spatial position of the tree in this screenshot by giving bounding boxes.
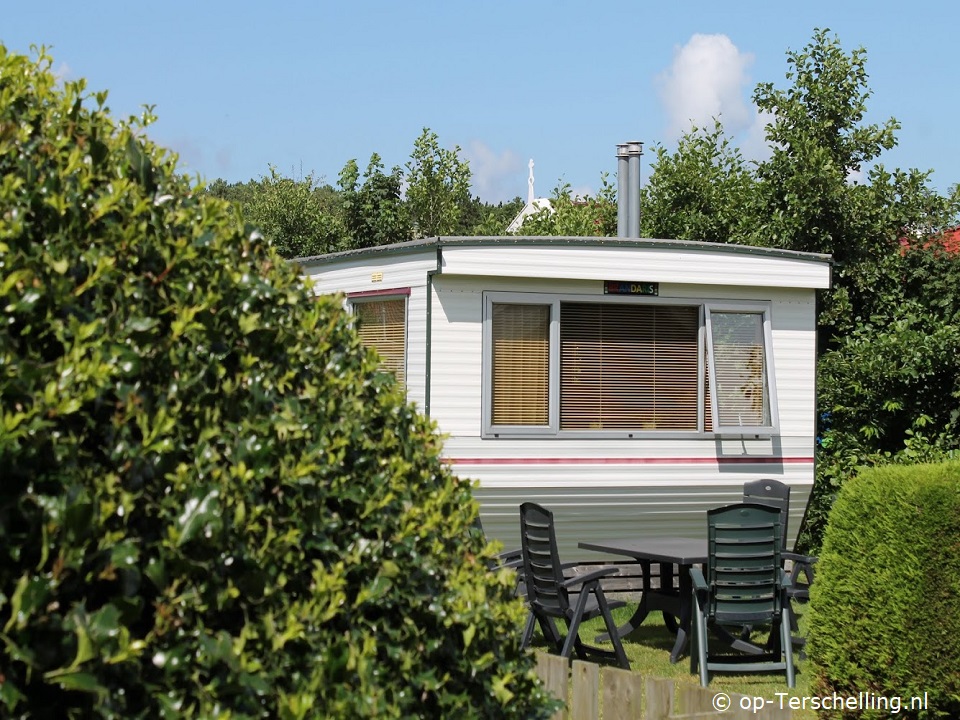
[338,154,411,249]
[243,167,343,258]
[405,128,472,237]
[468,196,525,235]
[640,29,960,549]
[0,45,555,719]
[639,121,756,243]
[519,176,617,236]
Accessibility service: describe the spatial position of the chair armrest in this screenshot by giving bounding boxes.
[784,552,817,588]
[560,566,619,589]
[779,568,793,589]
[689,567,708,592]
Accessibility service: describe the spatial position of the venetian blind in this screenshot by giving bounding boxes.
[355,298,406,388]
[491,303,550,426]
[560,303,700,430]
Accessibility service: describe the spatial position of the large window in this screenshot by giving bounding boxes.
[352,296,407,388]
[483,293,778,437]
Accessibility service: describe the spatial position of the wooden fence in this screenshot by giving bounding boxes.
[534,653,793,720]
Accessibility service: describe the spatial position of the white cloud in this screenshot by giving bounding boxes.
[54,62,72,82]
[569,184,595,201]
[658,34,754,140]
[463,140,525,203]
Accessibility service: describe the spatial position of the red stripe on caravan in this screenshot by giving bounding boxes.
[447,456,813,466]
[347,287,412,298]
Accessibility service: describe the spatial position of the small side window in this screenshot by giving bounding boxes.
[705,306,778,435]
[353,297,407,388]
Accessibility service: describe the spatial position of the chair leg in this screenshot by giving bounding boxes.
[595,587,630,669]
[781,606,796,688]
[520,610,536,650]
[694,602,709,687]
[560,590,591,660]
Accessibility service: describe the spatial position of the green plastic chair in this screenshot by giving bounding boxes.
[690,502,795,687]
[743,480,818,650]
[519,502,629,669]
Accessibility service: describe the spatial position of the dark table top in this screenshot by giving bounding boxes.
[578,537,708,566]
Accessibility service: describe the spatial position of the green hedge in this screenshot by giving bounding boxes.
[808,462,960,718]
[0,46,553,719]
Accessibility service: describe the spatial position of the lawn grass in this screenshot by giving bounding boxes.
[529,602,817,719]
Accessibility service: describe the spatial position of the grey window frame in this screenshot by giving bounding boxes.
[482,292,779,439]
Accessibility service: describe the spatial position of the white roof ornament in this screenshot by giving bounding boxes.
[527,158,535,205]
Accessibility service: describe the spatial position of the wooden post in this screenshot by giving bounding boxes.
[601,667,643,720]
[536,652,569,720]
[570,660,599,720]
[645,677,675,720]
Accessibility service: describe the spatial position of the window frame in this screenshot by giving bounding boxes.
[482,291,778,439]
[481,293,560,436]
[704,302,780,436]
[349,289,410,390]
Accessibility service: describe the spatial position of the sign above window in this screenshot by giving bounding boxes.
[603,280,658,296]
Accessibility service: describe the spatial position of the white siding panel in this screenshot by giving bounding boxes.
[429,280,485,435]
[303,250,436,297]
[441,246,831,290]
[472,472,813,561]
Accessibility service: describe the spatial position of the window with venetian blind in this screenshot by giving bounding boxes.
[484,293,777,436]
[490,303,550,426]
[354,298,407,388]
[560,303,700,430]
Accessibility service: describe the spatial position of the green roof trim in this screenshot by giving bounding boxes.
[296,236,833,268]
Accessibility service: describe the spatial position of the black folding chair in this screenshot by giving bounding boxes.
[690,502,796,687]
[518,502,629,669]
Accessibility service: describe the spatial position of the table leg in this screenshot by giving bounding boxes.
[658,562,679,633]
[668,563,693,664]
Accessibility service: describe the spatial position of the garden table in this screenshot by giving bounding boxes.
[578,537,708,664]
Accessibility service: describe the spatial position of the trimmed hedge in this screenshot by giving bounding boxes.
[808,462,960,718]
[0,47,554,719]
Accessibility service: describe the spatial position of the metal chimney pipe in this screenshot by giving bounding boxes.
[616,143,630,238]
[626,141,643,238]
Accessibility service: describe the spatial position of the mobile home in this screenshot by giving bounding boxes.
[300,236,832,558]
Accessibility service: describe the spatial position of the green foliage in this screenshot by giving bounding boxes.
[405,128,472,238]
[338,154,412,248]
[0,46,553,719]
[518,176,617,236]
[807,463,960,718]
[462,196,524,236]
[202,173,343,259]
[243,167,343,258]
[640,121,756,243]
[641,29,960,551]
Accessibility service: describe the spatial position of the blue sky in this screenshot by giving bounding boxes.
[4,1,958,202]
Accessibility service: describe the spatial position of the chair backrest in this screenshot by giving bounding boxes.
[519,502,569,618]
[743,479,790,551]
[706,503,783,625]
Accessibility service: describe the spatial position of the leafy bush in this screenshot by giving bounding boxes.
[0,46,552,719]
[798,308,960,552]
[808,462,960,718]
